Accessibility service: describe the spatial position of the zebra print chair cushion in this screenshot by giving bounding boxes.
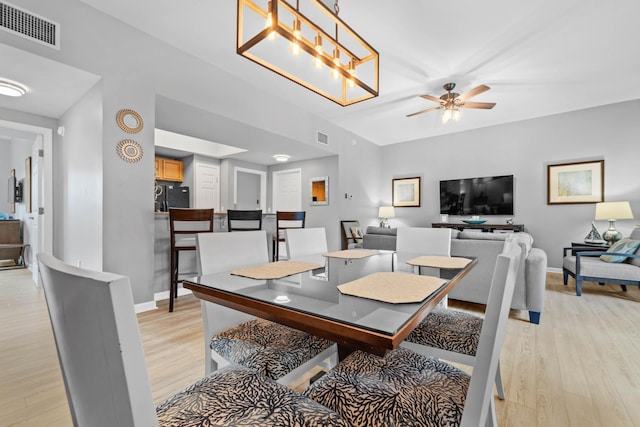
[406,307,482,356]
[210,318,333,380]
[156,365,348,426]
[303,347,470,426]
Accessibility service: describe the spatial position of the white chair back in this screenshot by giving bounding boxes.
[196,230,269,275]
[196,230,269,374]
[285,227,328,261]
[460,237,521,427]
[37,253,159,427]
[396,227,452,272]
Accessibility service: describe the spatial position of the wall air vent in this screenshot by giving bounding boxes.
[0,1,60,49]
[316,131,328,145]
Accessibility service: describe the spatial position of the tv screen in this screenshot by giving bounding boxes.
[440,175,514,215]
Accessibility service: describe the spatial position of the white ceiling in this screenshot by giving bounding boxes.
[2,0,639,149]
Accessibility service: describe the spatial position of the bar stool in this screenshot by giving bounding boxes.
[227,209,263,231]
[169,208,214,312]
[272,211,306,261]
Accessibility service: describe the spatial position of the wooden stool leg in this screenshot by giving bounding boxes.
[169,249,176,312]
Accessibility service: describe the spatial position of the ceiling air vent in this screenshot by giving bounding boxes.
[316,131,328,145]
[0,1,60,49]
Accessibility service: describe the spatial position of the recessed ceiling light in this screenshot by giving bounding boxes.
[273,154,290,162]
[0,80,27,97]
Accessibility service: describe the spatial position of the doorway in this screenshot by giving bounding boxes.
[272,168,302,211]
[234,167,266,211]
[0,120,53,284]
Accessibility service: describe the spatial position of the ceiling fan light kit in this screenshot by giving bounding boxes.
[408,82,496,123]
[237,0,379,106]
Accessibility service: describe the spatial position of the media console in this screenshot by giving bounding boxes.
[432,222,525,232]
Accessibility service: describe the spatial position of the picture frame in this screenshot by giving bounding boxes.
[393,177,421,207]
[547,160,604,205]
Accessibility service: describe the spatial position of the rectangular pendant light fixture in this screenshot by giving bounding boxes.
[237,0,379,106]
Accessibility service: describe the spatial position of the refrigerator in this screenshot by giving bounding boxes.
[156,184,190,211]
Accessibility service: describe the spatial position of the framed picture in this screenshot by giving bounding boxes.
[393,177,421,207]
[547,160,604,205]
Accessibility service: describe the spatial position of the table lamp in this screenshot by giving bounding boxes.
[595,201,634,245]
[378,206,395,229]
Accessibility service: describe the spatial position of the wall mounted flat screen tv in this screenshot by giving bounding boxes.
[440,175,514,215]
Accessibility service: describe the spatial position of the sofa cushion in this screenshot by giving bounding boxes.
[600,238,640,263]
[458,231,509,241]
[564,255,640,281]
[365,226,397,236]
[629,228,640,267]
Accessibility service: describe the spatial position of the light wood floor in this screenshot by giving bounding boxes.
[1,268,639,426]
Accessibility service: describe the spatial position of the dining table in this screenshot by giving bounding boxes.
[184,249,477,360]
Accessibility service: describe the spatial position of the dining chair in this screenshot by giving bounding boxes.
[196,230,337,385]
[302,237,522,427]
[395,226,452,273]
[285,227,328,261]
[226,209,262,231]
[272,211,306,261]
[168,208,214,312]
[37,253,346,427]
[399,237,525,400]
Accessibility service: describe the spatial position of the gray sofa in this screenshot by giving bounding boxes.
[363,227,548,324]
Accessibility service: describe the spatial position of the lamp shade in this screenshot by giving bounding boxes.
[378,206,395,218]
[595,201,634,220]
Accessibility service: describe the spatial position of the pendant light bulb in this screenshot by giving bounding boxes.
[347,61,356,88]
[331,48,341,80]
[289,19,301,55]
[313,34,323,68]
[265,1,277,40]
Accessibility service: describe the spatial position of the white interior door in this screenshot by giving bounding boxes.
[194,162,220,210]
[273,169,302,211]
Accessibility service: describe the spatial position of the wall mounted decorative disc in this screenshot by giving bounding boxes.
[116,108,144,133]
[117,139,144,163]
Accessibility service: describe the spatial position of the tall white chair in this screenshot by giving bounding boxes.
[37,253,345,426]
[196,230,336,385]
[285,227,328,262]
[303,238,522,427]
[400,238,523,400]
[395,227,452,273]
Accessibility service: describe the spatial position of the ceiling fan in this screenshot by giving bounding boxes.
[407,82,496,123]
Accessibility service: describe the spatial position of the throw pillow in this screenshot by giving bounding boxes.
[599,238,640,263]
[350,226,364,243]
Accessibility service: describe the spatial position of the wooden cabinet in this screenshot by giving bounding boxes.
[155,158,183,182]
[0,220,23,267]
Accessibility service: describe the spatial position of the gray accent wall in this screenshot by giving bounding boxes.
[380,100,640,269]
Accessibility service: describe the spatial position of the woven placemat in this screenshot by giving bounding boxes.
[406,256,472,269]
[337,272,446,304]
[231,260,323,280]
[322,249,380,259]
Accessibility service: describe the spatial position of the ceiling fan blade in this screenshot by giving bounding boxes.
[406,106,442,117]
[456,84,490,102]
[419,94,445,104]
[460,101,496,109]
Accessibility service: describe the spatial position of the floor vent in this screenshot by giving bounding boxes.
[316,131,328,145]
[0,1,60,49]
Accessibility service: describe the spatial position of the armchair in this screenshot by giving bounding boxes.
[563,228,640,296]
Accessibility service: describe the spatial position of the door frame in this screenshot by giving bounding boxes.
[234,167,266,212]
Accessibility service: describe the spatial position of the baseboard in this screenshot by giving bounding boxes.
[547,267,562,274]
[134,300,157,313]
[154,287,193,301]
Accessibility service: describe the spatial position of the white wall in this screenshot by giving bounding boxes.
[380,100,640,269]
[57,82,103,270]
